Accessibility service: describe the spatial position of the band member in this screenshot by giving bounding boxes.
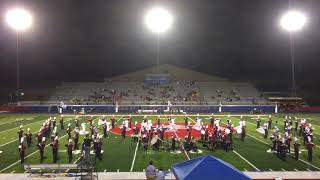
[18,125,24,142]
[60,115,64,130]
[204,126,209,141]
[111,115,116,129]
[171,135,176,151]
[256,116,261,129]
[240,126,246,142]
[133,125,139,143]
[128,114,132,129]
[184,115,188,127]
[67,123,72,140]
[75,117,79,128]
[279,138,287,161]
[25,128,32,147]
[95,136,103,161]
[294,117,298,131]
[307,136,314,162]
[122,125,127,139]
[142,134,148,153]
[52,117,57,128]
[102,121,108,138]
[293,137,300,160]
[268,115,272,129]
[36,129,43,144]
[83,134,93,160]
[263,124,268,139]
[157,115,161,127]
[51,136,59,163]
[285,131,291,153]
[88,116,94,127]
[18,138,26,164]
[74,127,79,150]
[270,133,277,151]
[65,139,73,163]
[200,128,205,141]
[210,113,214,128]
[37,137,46,163]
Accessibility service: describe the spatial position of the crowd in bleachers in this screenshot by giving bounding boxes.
[46,80,266,105]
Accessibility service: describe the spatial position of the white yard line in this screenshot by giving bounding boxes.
[298,159,320,171]
[233,150,260,171]
[130,139,139,172]
[0,139,18,147]
[247,134,270,145]
[187,116,196,123]
[130,119,142,172]
[281,168,286,171]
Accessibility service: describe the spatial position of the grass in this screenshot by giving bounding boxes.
[0,113,319,173]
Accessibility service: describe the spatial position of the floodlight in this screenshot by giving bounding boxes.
[145,7,173,33]
[5,8,33,31]
[280,10,306,31]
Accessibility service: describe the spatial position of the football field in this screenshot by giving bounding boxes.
[0,113,320,173]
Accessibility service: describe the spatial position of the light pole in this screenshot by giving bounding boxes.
[145,7,173,73]
[280,10,306,97]
[5,8,33,101]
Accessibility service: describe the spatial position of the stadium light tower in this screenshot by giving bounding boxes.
[145,7,173,72]
[280,10,306,97]
[5,8,33,101]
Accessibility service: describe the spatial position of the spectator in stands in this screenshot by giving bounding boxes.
[146,161,157,180]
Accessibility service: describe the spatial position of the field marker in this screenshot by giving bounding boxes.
[268,169,273,171]
[293,168,298,171]
[233,150,259,171]
[281,168,286,171]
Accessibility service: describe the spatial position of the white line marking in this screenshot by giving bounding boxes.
[281,168,286,171]
[244,168,248,171]
[130,139,139,172]
[130,116,141,172]
[306,168,311,171]
[268,169,273,171]
[293,168,298,171]
[298,159,320,170]
[247,134,270,145]
[0,139,18,147]
[233,150,260,171]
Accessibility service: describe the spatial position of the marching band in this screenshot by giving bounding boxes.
[14,114,317,165]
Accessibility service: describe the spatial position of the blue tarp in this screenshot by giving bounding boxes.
[171,155,252,180]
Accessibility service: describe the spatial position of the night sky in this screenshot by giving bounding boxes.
[0,0,320,94]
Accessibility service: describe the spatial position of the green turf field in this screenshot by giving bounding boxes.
[0,113,319,173]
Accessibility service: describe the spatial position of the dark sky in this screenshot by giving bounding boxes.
[0,0,320,93]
